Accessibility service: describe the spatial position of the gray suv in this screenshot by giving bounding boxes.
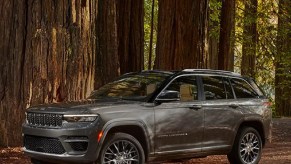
[22,69,272,164]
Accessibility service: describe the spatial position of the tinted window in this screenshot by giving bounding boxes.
[164,76,198,101]
[88,73,170,100]
[202,76,227,100]
[230,78,258,98]
[247,79,264,96]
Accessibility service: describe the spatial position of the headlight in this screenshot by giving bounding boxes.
[63,114,98,122]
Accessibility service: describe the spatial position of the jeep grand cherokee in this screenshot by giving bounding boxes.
[22,69,272,164]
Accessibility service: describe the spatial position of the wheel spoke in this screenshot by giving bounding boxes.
[113,143,120,153]
[122,141,126,152]
[250,134,255,142]
[104,159,116,164]
[240,148,246,153]
[241,151,247,159]
[105,147,117,156]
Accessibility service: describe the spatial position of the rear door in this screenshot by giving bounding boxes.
[201,76,242,152]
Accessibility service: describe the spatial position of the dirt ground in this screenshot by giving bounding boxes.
[1,118,291,164]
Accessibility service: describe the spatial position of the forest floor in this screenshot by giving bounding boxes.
[1,118,291,164]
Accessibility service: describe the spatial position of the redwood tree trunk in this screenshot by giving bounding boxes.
[275,0,291,116]
[95,0,119,89]
[241,0,258,77]
[208,5,219,69]
[0,0,27,147]
[0,0,97,146]
[208,37,219,69]
[116,0,144,74]
[218,0,235,71]
[155,0,209,70]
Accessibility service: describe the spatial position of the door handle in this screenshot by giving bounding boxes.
[188,105,202,110]
[229,104,239,109]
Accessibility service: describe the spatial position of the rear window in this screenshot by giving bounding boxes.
[229,78,259,98]
[247,79,265,96]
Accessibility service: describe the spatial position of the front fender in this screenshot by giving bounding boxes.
[96,119,152,160]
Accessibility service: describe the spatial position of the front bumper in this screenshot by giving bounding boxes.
[22,121,102,163]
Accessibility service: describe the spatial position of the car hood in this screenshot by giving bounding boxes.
[27,98,144,115]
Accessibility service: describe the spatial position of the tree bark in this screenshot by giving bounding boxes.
[0,0,27,147]
[155,0,209,70]
[208,3,219,70]
[208,37,219,69]
[95,0,119,89]
[116,0,144,74]
[0,0,97,146]
[275,0,291,116]
[218,0,235,71]
[241,0,258,77]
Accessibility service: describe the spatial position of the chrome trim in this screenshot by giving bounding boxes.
[23,147,85,157]
[63,114,98,117]
[155,147,201,155]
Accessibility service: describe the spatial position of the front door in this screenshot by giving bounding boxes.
[154,75,204,155]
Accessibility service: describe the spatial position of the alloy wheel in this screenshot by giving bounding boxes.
[103,140,140,164]
[239,132,260,163]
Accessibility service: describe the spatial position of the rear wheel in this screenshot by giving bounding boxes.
[227,127,262,164]
[98,133,145,164]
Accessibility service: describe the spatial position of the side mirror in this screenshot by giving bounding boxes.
[156,90,180,102]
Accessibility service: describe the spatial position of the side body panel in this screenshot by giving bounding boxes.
[202,99,243,153]
[153,101,204,154]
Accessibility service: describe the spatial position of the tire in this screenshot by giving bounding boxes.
[98,133,145,164]
[227,127,262,164]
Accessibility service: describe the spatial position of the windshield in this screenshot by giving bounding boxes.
[88,72,171,101]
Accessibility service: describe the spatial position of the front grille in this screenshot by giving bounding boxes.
[26,112,63,127]
[69,142,88,151]
[24,135,66,154]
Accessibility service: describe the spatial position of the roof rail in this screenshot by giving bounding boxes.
[141,70,174,74]
[182,69,240,76]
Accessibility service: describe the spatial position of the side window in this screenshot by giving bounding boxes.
[164,76,198,101]
[230,78,258,98]
[202,76,227,100]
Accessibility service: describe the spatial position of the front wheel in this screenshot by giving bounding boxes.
[227,127,262,164]
[98,133,145,164]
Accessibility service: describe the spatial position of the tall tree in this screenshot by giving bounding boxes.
[0,0,27,146]
[275,0,291,116]
[148,0,155,70]
[218,0,235,71]
[241,0,258,77]
[95,0,119,89]
[155,0,209,70]
[116,0,144,74]
[208,0,222,69]
[0,0,97,146]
